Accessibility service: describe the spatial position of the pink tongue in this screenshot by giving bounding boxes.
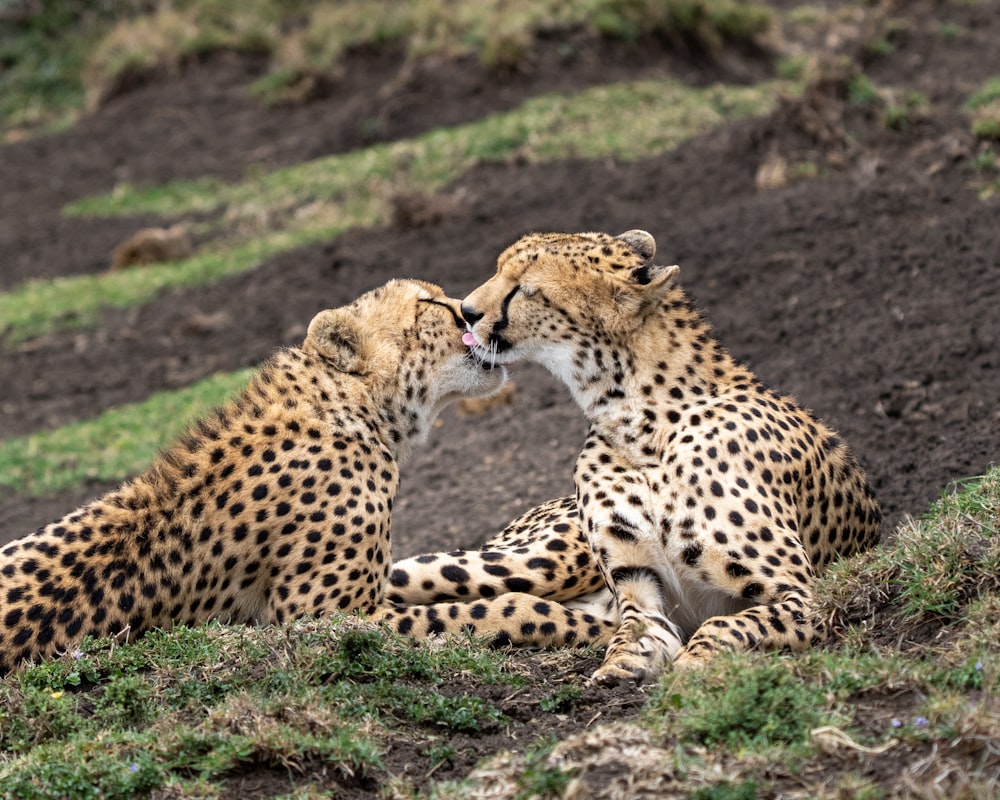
[462,332,478,347]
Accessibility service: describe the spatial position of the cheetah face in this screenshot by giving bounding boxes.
[307,278,506,415]
[460,230,678,378]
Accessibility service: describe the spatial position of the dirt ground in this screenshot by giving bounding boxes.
[1,1,999,794]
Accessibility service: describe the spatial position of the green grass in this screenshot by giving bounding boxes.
[1,0,772,132]
[0,619,519,798]
[0,369,252,498]
[0,230,331,344]
[816,467,1000,628]
[513,741,575,799]
[966,76,1000,111]
[967,76,1000,141]
[69,78,783,219]
[0,0,133,132]
[0,76,784,347]
[649,656,829,751]
[0,0,775,136]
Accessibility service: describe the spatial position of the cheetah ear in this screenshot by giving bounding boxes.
[615,228,677,303]
[616,229,656,261]
[615,263,680,323]
[305,308,366,374]
[634,263,679,293]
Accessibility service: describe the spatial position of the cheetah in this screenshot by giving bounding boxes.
[0,279,614,676]
[459,229,882,683]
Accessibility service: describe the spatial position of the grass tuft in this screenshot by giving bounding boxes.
[587,0,771,49]
[82,0,288,109]
[966,77,1000,141]
[0,0,138,132]
[648,655,827,751]
[79,0,773,108]
[816,466,1000,644]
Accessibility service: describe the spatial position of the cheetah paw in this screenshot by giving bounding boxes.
[590,661,650,686]
[589,638,666,686]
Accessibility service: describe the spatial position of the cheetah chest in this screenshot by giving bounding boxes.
[575,451,757,638]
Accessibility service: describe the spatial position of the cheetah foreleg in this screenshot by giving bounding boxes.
[589,567,685,686]
[673,585,820,670]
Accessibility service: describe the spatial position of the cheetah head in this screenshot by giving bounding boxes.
[305,279,506,435]
[460,230,679,377]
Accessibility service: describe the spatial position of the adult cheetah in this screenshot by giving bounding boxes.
[459,230,882,683]
[0,280,614,676]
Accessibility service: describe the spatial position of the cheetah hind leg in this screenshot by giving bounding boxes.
[386,495,603,606]
[671,586,822,671]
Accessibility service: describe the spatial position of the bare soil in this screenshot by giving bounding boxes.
[1,2,999,795]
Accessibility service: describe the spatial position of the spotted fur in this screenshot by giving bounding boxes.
[0,280,614,676]
[460,230,882,683]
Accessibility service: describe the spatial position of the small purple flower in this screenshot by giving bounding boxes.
[975,660,983,671]
[129,763,139,773]
[915,716,928,727]
[72,649,84,660]
[890,718,902,728]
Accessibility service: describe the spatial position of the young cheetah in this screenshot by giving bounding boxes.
[0,279,614,676]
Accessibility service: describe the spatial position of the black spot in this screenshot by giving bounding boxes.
[504,577,533,593]
[726,562,752,578]
[681,544,702,566]
[742,582,764,599]
[441,565,470,584]
[390,569,409,587]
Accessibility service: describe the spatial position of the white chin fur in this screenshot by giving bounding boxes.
[460,360,508,395]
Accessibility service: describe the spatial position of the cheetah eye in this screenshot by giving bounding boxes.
[417,298,465,331]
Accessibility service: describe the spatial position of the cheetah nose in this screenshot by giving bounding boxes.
[461,304,483,325]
